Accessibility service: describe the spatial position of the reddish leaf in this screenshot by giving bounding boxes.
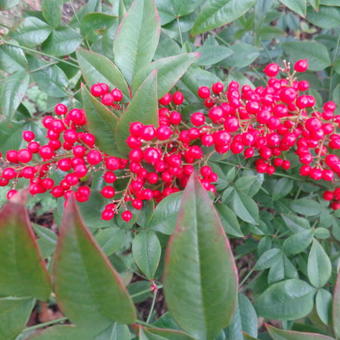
[53,196,137,332]
[0,196,51,300]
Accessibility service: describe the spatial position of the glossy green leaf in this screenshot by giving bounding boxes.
[11,17,52,47]
[113,0,160,83]
[0,198,51,300]
[33,224,57,259]
[234,174,263,197]
[307,239,331,288]
[0,70,29,119]
[266,325,334,340]
[320,0,340,5]
[283,230,314,256]
[164,174,238,340]
[132,230,161,279]
[95,227,127,256]
[80,13,117,41]
[333,270,340,339]
[29,57,68,98]
[231,190,259,225]
[42,27,82,57]
[315,288,332,325]
[222,42,260,69]
[95,323,131,340]
[42,0,62,27]
[283,41,331,71]
[141,326,196,340]
[306,6,340,29]
[215,203,243,237]
[76,49,130,97]
[0,297,35,340]
[279,0,306,17]
[150,192,183,234]
[53,196,136,331]
[81,86,120,156]
[0,0,19,10]
[255,279,315,320]
[0,43,27,73]
[132,52,199,97]
[256,248,282,270]
[239,294,258,338]
[115,71,158,155]
[290,198,322,217]
[272,178,294,201]
[191,0,256,35]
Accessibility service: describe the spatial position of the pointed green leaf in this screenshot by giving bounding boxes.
[53,197,137,331]
[164,174,238,340]
[307,6,340,29]
[76,49,130,97]
[0,43,27,73]
[315,288,332,325]
[33,224,57,259]
[29,325,96,340]
[132,230,161,279]
[307,239,331,288]
[191,0,256,36]
[95,323,131,340]
[42,0,62,27]
[132,53,199,97]
[283,229,314,256]
[115,71,158,155]
[255,279,315,320]
[266,325,334,340]
[231,190,259,225]
[0,70,29,120]
[0,199,51,300]
[333,270,340,338]
[0,297,35,340]
[81,85,121,156]
[150,192,183,235]
[141,327,195,340]
[279,0,306,17]
[113,0,160,84]
[11,17,52,47]
[215,203,243,237]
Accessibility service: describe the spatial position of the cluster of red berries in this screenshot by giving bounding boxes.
[323,188,340,210]
[0,59,338,221]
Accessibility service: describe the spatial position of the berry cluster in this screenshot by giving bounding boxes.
[0,59,339,221]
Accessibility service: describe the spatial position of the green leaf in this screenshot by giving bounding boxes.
[80,13,117,41]
[115,71,158,155]
[306,6,340,29]
[164,174,238,340]
[315,288,332,325]
[95,323,131,340]
[231,190,259,225]
[234,174,263,197]
[283,229,314,256]
[156,0,205,24]
[0,43,27,73]
[0,70,29,119]
[196,36,233,66]
[0,0,19,10]
[255,279,315,320]
[141,326,196,340]
[33,224,57,259]
[282,41,331,71]
[215,203,243,237]
[0,297,35,340]
[239,294,258,338]
[272,178,294,201]
[290,198,322,217]
[0,198,51,300]
[307,239,331,288]
[76,49,130,97]
[132,52,199,97]
[11,17,52,47]
[95,227,127,256]
[279,0,306,17]
[42,27,82,57]
[222,42,260,69]
[29,57,68,98]
[281,214,310,232]
[81,85,120,156]
[191,0,256,35]
[256,248,282,270]
[53,196,136,331]
[333,271,340,339]
[266,325,334,340]
[150,192,183,234]
[113,0,160,84]
[320,0,340,5]
[29,325,96,340]
[132,230,161,279]
[308,0,320,10]
[42,0,62,27]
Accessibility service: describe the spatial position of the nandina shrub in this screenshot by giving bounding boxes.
[0,1,339,340]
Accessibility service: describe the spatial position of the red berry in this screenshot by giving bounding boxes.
[294,59,309,72]
[22,131,35,142]
[263,63,280,77]
[159,93,172,106]
[101,186,115,198]
[172,91,184,105]
[197,86,210,99]
[86,150,102,165]
[17,149,32,163]
[212,82,224,94]
[122,210,133,222]
[112,88,123,102]
[54,103,68,115]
